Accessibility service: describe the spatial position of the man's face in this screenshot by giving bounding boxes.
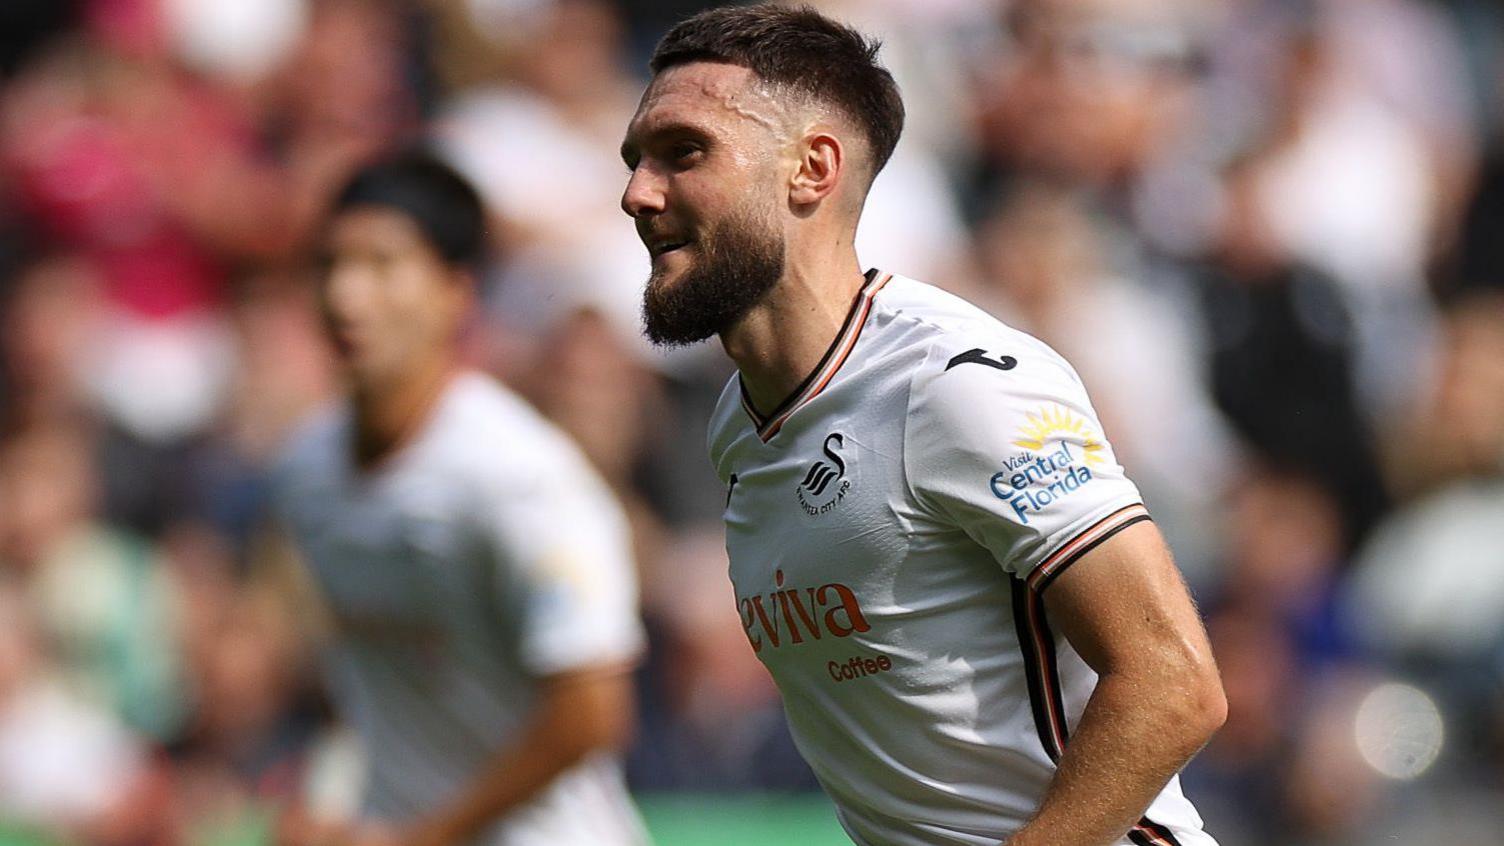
[620,62,791,345]
[317,206,470,390]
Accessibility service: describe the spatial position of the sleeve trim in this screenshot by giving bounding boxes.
[1026,503,1151,594]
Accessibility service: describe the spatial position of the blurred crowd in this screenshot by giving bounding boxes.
[0,0,1502,844]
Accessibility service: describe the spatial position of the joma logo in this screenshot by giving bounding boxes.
[738,569,871,653]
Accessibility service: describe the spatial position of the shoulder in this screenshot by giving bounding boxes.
[870,273,1011,333]
[435,372,598,490]
[429,376,632,550]
[870,277,1094,467]
[868,275,1061,363]
[873,275,1081,414]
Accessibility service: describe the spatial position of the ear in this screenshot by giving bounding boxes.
[789,131,843,206]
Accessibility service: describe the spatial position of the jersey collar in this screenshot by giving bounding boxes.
[739,268,893,442]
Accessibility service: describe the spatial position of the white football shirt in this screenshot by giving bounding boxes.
[708,270,1217,846]
[277,372,647,846]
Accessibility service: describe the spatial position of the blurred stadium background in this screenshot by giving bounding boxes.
[0,0,1502,843]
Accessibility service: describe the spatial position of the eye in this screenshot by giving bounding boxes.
[669,142,703,166]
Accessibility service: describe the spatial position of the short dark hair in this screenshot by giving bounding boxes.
[649,4,905,178]
[331,151,488,270]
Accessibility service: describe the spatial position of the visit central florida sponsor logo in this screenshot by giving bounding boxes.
[795,432,851,516]
[738,568,870,653]
[989,405,1105,525]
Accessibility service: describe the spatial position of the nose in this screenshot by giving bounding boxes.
[621,165,666,220]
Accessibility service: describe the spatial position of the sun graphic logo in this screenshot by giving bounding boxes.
[989,405,1105,524]
[1011,406,1106,465]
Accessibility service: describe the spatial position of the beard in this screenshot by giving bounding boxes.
[641,208,785,347]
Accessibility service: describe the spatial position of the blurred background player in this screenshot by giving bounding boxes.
[274,152,647,846]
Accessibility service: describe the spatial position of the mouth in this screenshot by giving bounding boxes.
[647,237,692,259]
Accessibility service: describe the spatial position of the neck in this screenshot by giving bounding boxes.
[721,241,866,416]
[350,353,458,469]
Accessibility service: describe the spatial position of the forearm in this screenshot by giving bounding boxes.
[410,670,633,845]
[1006,670,1221,846]
[415,724,585,844]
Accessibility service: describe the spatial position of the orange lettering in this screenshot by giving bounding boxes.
[787,589,822,641]
[740,598,762,652]
[818,583,871,637]
[775,591,805,644]
[749,595,781,648]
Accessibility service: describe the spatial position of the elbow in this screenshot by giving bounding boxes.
[1100,656,1226,753]
[1131,654,1225,752]
[1182,660,1228,744]
[1163,633,1228,745]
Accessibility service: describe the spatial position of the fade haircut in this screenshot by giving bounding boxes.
[649,4,905,179]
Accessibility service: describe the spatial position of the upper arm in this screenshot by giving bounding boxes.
[480,452,645,678]
[1041,520,1218,685]
[534,664,637,750]
[903,334,1146,585]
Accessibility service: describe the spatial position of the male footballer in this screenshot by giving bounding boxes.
[619,6,1226,845]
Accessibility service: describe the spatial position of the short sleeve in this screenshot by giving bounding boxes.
[480,454,645,677]
[903,337,1151,592]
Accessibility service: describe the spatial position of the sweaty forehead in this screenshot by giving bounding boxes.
[629,62,796,140]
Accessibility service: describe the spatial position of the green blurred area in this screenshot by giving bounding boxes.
[0,825,47,846]
[0,810,277,846]
[637,793,850,845]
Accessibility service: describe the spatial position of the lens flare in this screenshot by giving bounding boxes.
[1353,682,1444,781]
